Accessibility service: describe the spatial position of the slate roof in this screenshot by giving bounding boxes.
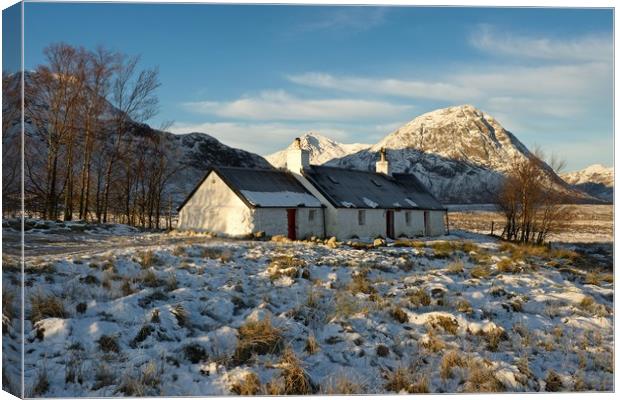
[178,166,322,210]
[302,165,445,210]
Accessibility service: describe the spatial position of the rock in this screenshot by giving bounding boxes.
[327,236,338,249]
[376,344,390,357]
[245,307,272,324]
[271,235,290,243]
[373,238,386,247]
[253,231,265,239]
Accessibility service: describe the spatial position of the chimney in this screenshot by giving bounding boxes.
[286,137,310,173]
[376,147,390,176]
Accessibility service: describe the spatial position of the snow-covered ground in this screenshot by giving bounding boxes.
[2,223,614,396]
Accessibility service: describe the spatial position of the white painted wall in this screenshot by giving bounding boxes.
[427,210,447,236]
[253,208,324,239]
[177,172,253,235]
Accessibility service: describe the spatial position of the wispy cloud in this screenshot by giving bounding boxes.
[298,7,388,34]
[287,72,478,101]
[182,90,412,121]
[469,24,612,62]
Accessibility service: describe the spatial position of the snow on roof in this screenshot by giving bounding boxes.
[303,165,445,210]
[240,190,321,207]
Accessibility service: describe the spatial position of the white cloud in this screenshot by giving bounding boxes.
[288,72,479,101]
[182,90,412,121]
[470,24,612,62]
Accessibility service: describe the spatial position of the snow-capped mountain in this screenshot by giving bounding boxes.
[561,164,613,203]
[266,132,369,168]
[270,105,594,204]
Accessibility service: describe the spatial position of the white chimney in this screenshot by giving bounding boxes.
[376,147,390,176]
[286,137,310,173]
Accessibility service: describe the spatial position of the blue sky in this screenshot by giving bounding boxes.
[17,3,614,170]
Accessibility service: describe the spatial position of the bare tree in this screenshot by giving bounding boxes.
[100,55,160,223]
[498,150,573,245]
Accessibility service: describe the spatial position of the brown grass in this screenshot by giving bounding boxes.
[279,348,314,395]
[480,326,508,352]
[2,289,15,328]
[545,370,563,392]
[97,335,120,353]
[320,375,364,394]
[305,334,319,354]
[447,260,464,274]
[384,367,429,393]
[456,299,473,314]
[440,350,465,380]
[462,358,504,393]
[231,372,261,395]
[233,317,284,364]
[428,315,459,335]
[138,251,156,269]
[348,271,376,295]
[390,307,409,323]
[409,288,431,308]
[267,255,305,280]
[421,330,446,353]
[30,292,67,324]
[470,264,491,279]
[171,304,188,327]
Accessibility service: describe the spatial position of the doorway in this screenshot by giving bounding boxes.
[287,209,297,240]
[424,211,430,236]
[386,210,395,239]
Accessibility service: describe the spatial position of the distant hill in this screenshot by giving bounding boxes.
[561,164,613,203]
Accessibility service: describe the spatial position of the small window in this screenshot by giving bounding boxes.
[405,211,411,226]
[308,210,316,222]
[358,210,366,226]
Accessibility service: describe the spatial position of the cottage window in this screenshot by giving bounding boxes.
[358,210,366,225]
[308,210,316,221]
[405,211,411,226]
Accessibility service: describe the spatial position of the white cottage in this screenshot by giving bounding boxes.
[176,167,325,239]
[177,140,447,239]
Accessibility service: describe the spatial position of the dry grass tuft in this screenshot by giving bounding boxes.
[462,358,504,393]
[233,317,284,364]
[456,299,473,314]
[30,292,67,324]
[409,288,431,308]
[470,264,491,279]
[171,303,189,327]
[2,289,15,329]
[138,251,156,269]
[267,255,305,280]
[385,367,429,393]
[97,335,120,353]
[231,372,261,395]
[480,326,508,352]
[348,270,376,295]
[305,334,320,354]
[320,374,364,394]
[428,315,459,335]
[31,368,50,396]
[447,260,465,274]
[390,307,409,323]
[545,369,563,392]
[496,258,520,273]
[279,347,314,395]
[440,350,465,380]
[202,247,233,262]
[421,330,446,353]
[141,270,160,288]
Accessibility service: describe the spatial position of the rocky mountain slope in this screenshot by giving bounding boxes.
[266,132,369,168]
[561,164,613,203]
[270,105,594,204]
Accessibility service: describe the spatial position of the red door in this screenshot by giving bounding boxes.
[287,209,297,240]
[386,210,395,239]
